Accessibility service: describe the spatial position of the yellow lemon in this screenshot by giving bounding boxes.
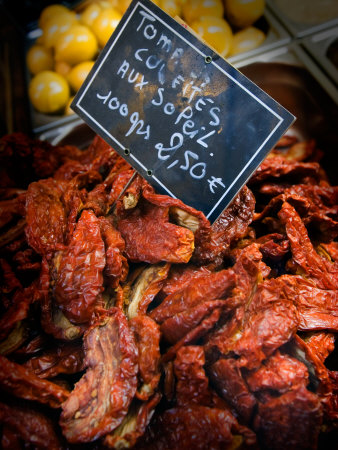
[42,14,78,49]
[65,96,75,115]
[54,24,98,65]
[54,60,72,77]
[38,4,73,29]
[67,61,95,92]
[229,26,265,56]
[80,2,102,28]
[91,8,122,47]
[26,44,53,75]
[98,0,116,8]
[191,16,233,57]
[115,0,132,13]
[224,0,265,28]
[182,0,224,25]
[29,71,70,114]
[160,0,182,17]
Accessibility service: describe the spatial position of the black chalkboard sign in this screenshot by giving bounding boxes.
[72,0,295,223]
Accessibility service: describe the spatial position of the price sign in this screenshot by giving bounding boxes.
[72,0,295,223]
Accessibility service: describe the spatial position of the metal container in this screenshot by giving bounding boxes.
[266,0,338,38]
[302,26,338,87]
[235,42,338,104]
[228,8,291,65]
[236,45,338,184]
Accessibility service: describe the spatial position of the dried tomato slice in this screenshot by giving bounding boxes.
[0,354,69,408]
[60,308,138,443]
[54,209,105,324]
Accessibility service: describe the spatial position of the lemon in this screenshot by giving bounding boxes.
[54,60,72,77]
[224,0,265,28]
[65,96,75,115]
[91,8,122,47]
[26,44,53,75]
[42,14,78,49]
[29,71,70,114]
[38,4,74,29]
[191,16,233,57]
[80,3,102,28]
[160,0,182,17]
[115,0,132,13]
[67,61,95,92]
[54,24,98,65]
[182,0,224,25]
[229,26,265,56]
[98,0,116,8]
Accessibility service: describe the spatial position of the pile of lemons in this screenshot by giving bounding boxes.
[161,0,266,59]
[27,1,130,115]
[27,0,265,116]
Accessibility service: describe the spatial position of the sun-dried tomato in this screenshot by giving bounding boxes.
[150,268,235,324]
[279,202,338,290]
[0,282,38,341]
[174,346,212,407]
[256,233,290,263]
[121,173,143,211]
[139,404,256,450]
[108,169,140,209]
[25,178,67,257]
[0,132,72,188]
[0,218,26,249]
[193,186,255,265]
[319,241,338,262]
[249,155,321,186]
[98,216,128,288]
[230,242,270,302]
[24,341,84,378]
[162,308,222,363]
[255,184,338,242]
[104,394,161,449]
[254,386,322,450]
[0,321,28,356]
[208,358,256,424]
[1,426,21,450]
[246,350,309,394]
[130,315,161,400]
[125,263,170,319]
[0,196,25,230]
[0,354,69,408]
[0,258,22,295]
[60,308,138,443]
[281,274,338,332]
[13,333,48,357]
[1,131,337,448]
[141,181,211,237]
[161,300,229,345]
[0,401,62,450]
[39,258,83,340]
[85,138,130,174]
[54,209,106,324]
[272,138,318,161]
[206,279,299,370]
[79,135,111,165]
[117,199,195,264]
[160,264,213,298]
[303,332,336,364]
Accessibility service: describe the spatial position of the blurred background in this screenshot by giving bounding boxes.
[0,0,337,170]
